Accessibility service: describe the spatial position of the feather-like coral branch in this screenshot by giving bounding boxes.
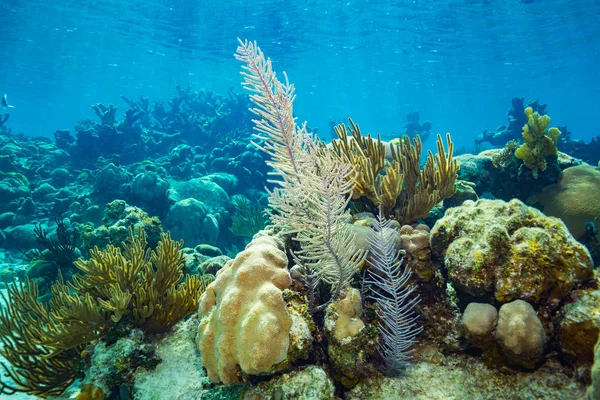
[236,39,365,308]
[366,209,422,375]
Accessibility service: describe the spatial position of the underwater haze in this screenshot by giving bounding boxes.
[1,0,599,149]
[1,1,600,399]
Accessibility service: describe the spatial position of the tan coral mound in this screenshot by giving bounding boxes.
[431,199,594,306]
[196,235,293,384]
[529,163,600,239]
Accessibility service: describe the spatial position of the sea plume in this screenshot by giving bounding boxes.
[235,39,366,310]
[366,210,422,374]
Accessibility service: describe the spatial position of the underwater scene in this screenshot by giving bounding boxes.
[0,0,599,399]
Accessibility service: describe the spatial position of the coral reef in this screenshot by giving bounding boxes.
[1,35,598,400]
[455,148,579,202]
[476,97,600,166]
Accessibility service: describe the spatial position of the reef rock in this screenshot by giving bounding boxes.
[589,335,600,400]
[559,289,600,370]
[324,287,373,388]
[242,365,336,400]
[430,199,594,307]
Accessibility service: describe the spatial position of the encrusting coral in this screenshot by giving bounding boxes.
[514,106,561,178]
[332,118,459,225]
[0,227,209,398]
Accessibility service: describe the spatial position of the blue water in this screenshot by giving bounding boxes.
[1,0,599,150]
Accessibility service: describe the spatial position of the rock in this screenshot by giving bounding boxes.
[431,199,594,306]
[559,289,600,368]
[169,178,229,209]
[243,365,336,400]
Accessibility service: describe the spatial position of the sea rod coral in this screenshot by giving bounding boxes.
[0,227,209,398]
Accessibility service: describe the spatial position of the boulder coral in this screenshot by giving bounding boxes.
[196,235,298,384]
[462,302,498,348]
[496,300,546,369]
[528,163,600,240]
[430,199,594,306]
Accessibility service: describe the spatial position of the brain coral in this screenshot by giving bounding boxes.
[196,235,293,384]
[528,163,600,239]
[430,199,593,306]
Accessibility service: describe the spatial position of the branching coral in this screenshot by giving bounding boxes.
[514,106,561,177]
[0,279,85,398]
[332,119,459,224]
[25,219,79,269]
[0,227,210,398]
[71,226,206,333]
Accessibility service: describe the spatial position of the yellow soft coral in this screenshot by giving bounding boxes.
[0,227,207,398]
[514,107,561,177]
[332,120,459,224]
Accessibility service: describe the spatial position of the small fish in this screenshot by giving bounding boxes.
[2,94,14,109]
